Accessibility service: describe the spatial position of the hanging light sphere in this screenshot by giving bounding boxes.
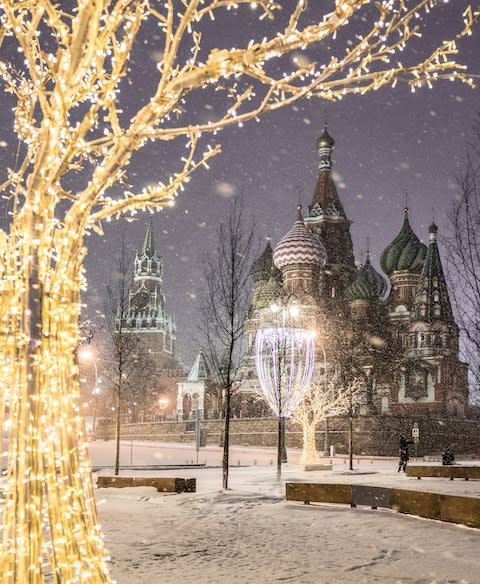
[255,326,315,417]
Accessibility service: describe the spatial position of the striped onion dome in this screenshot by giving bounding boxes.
[380,208,427,276]
[273,205,327,270]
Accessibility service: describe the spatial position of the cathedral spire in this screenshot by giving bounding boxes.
[141,217,156,258]
[412,223,454,324]
[316,122,335,172]
[307,123,346,219]
[304,124,355,278]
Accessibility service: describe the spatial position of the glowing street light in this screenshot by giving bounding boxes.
[255,303,315,479]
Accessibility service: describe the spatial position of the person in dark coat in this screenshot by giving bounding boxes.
[442,445,455,465]
[398,434,413,472]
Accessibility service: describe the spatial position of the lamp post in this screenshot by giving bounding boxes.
[272,303,296,465]
[91,386,101,440]
[256,302,315,480]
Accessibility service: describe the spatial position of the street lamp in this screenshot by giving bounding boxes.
[255,303,315,479]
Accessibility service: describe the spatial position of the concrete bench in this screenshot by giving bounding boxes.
[304,464,333,472]
[97,476,196,492]
[406,465,480,481]
[285,482,480,528]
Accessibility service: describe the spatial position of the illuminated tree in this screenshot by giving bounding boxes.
[0,1,477,580]
[292,380,349,466]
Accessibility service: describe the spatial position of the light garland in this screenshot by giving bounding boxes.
[0,0,478,580]
[255,326,315,416]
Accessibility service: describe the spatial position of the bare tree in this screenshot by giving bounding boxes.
[446,124,480,403]
[102,235,156,473]
[0,1,478,578]
[199,198,257,489]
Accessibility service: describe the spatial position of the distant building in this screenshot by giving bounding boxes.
[176,349,221,420]
[239,124,469,418]
[125,219,177,368]
[120,220,186,420]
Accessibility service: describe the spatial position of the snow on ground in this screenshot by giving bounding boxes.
[91,442,480,584]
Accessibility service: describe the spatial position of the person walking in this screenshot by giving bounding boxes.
[398,434,413,472]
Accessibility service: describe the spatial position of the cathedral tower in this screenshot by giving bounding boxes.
[304,124,356,300]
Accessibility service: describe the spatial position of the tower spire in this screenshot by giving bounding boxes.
[316,122,335,172]
[141,217,155,258]
[305,123,355,280]
[412,223,454,324]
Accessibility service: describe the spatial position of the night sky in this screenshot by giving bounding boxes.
[0,2,478,368]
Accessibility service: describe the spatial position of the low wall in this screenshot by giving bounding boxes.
[96,414,480,456]
[286,483,480,528]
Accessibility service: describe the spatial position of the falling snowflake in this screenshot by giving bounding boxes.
[215,181,236,198]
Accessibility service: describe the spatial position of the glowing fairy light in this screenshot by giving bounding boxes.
[255,326,315,417]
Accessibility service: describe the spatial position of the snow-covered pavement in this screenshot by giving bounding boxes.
[91,441,480,584]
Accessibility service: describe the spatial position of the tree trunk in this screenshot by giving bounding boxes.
[0,240,110,582]
[300,420,321,465]
[114,382,122,476]
[222,386,231,489]
[349,414,354,471]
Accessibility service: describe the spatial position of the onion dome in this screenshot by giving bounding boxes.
[252,274,283,310]
[251,239,274,282]
[380,208,427,275]
[361,253,388,299]
[273,205,327,270]
[316,123,335,150]
[346,270,376,302]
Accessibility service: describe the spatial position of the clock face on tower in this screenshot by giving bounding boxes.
[133,288,150,310]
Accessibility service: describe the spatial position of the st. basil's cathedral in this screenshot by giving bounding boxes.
[120,124,469,425]
[237,124,469,420]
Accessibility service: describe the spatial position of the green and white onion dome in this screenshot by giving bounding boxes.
[380,208,427,275]
[252,274,283,310]
[346,270,376,302]
[273,205,327,269]
[361,255,388,299]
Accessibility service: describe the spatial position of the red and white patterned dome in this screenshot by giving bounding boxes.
[273,206,327,269]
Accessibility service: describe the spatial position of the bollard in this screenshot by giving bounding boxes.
[237,460,240,466]
[254,459,257,465]
[270,459,273,465]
